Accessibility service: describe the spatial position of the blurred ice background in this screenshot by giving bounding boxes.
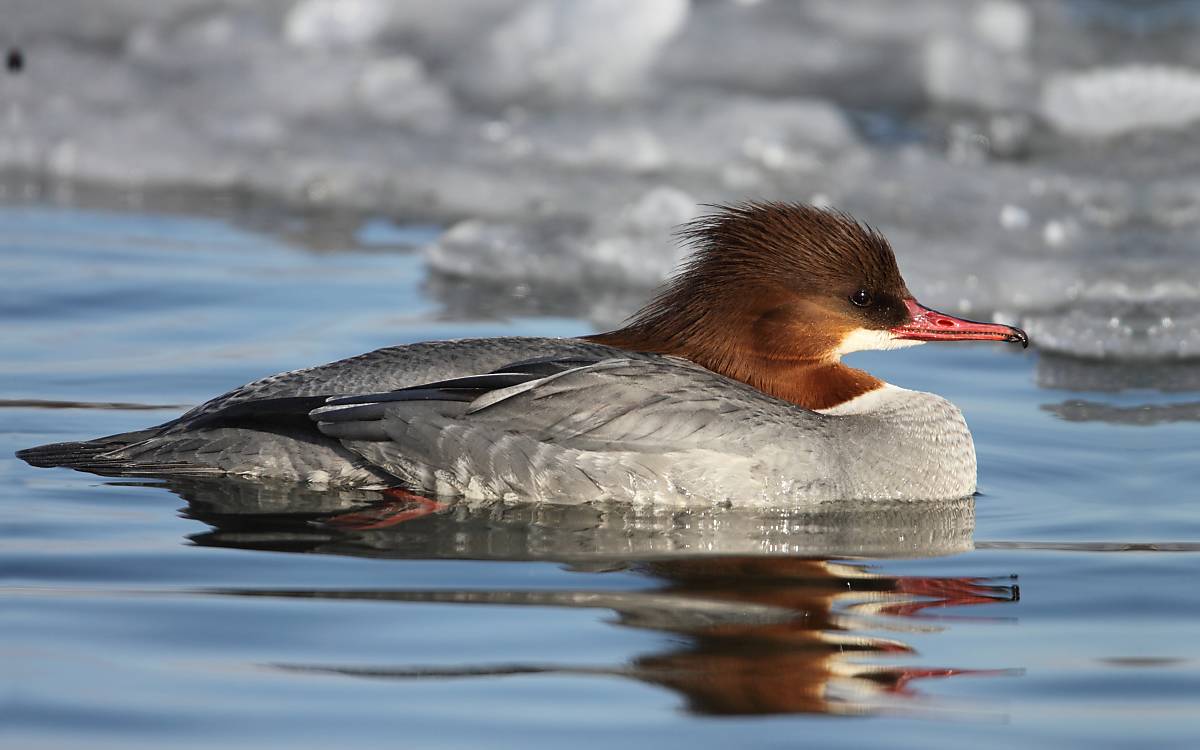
[3,0,1200,363]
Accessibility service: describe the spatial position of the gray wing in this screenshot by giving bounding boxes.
[19,337,632,484]
[172,337,630,428]
[312,358,836,505]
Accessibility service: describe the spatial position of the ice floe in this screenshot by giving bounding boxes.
[3,0,1200,362]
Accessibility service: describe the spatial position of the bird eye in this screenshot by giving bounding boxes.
[850,289,873,307]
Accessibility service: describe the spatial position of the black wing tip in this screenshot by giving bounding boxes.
[16,441,95,468]
[16,441,222,477]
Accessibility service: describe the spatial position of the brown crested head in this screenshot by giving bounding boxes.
[586,202,1027,410]
[666,202,913,356]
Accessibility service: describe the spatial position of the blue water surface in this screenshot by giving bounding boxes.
[3,204,1199,749]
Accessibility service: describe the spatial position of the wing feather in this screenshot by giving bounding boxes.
[313,357,832,503]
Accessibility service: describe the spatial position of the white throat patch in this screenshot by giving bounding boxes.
[816,383,912,415]
[834,328,924,357]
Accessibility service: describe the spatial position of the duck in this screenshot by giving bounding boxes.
[17,202,1027,505]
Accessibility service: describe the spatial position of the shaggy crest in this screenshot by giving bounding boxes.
[592,202,910,353]
[586,202,916,409]
[674,202,906,296]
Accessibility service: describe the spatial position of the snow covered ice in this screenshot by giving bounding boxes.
[3,0,1200,363]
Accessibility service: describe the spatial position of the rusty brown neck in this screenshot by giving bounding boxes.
[585,326,883,411]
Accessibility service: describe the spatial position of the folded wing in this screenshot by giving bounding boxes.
[311,357,833,505]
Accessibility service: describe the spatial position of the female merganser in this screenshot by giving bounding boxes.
[18,203,1027,505]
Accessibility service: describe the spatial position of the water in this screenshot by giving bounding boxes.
[4,203,1200,748]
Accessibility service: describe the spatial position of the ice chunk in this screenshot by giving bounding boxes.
[357,56,454,128]
[456,0,690,104]
[798,0,967,41]
[657,1,923,104]
[999,204,1031,230]
[127,8,283,71]
[517,94,856,175]
[923,36,1034,111]
[426,217,588,282]
[423,187,699,328]
[6,0,1200,364]
[426,186,698,287]
[1041,66,1200,138]
[588,185,699,280]
[284,0,392,50]
[918,1,1036,111]
[282,0,534,57]
[973,0,1031,52]
[1023,303,1200,360]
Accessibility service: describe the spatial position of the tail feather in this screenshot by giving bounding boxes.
[15,429,223,478]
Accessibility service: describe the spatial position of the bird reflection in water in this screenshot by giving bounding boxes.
[170,479,1019,717]
[616,557,1016,716]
